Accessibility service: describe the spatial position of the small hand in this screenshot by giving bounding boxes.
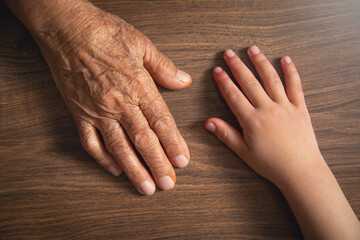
[205,46,321,186]
[36,3,191,195]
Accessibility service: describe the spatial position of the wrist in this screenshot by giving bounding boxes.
[5,0,95,43]
[274,154,360,239]
[274,152,328,192]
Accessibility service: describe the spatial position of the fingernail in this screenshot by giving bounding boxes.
[248,45,260,55]
[224,49,235,58]
[173,154,189,168]
[213,66,223,74]
[108,165,121,176]
[158,176,175,190]
[283,56,292,64]
[177,70,191,83]
[205,122,216,133]
[140,180,156,195]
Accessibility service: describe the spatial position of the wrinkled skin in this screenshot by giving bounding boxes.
[32,2,191,195]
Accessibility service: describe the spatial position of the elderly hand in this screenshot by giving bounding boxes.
[6,0,191,195]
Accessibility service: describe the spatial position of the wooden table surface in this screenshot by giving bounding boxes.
[1,0,359,239]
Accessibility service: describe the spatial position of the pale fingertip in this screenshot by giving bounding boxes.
[205,122,216,133]
[108,165,121,177]
[213,66,223,74]
[173,154,189,168]
[248,45,260,56]
[140,180,156,196]
[283,56,292,64]
[224,49,235,58]
[158,176,175,190]
[176,70,191,84]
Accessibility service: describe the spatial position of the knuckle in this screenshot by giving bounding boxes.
[92,80,114,100]
[131,70,150,85]
[91,83,124,110]
[148,48,172,70]
[105,138,117,153]
[144,35,153,45]
[240,109,254,121]
[267,73,281,84]
[79,132,97,154]
[291,78,303,91]
[145,90,163,105]
[227,55,239,66]
[293,84,303,92]
[127,71,154,103]
[218,128,230,144]
[81,139,95,154]
[106,135,130,157]
[223,88,241,104]
[132,129,158,150]
[287,65,298,74]
[242,77,259,89]
[248,116,263,130]
[151,160,171,174]
[124,163,144,177]
[157,54,172,70]
[152,114,176,135]
[217,71,229,81]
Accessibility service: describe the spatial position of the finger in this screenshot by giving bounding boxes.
[120,108,176,191]
[139,92,190,168]
[143,40,192,90]
[281,56,305,106]
[223,49,269,107]
[77,121,122,177]
[212,66,254,123]
[204,118,249,159]
[247,45,287,102]
[98,120,156,196]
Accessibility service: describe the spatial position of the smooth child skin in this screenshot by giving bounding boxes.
[205,46,360,240]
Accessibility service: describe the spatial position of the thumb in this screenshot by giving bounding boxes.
[204,117,248,159]
[143,41,192,90]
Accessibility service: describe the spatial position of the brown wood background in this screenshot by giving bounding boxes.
[1,0,359,239]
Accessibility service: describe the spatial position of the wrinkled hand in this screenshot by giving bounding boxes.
[205,46,321,186]
[35,2,191,195]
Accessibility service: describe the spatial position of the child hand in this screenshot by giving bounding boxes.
[205,46,323,186]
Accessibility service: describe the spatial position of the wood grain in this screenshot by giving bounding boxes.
[1,0,359,239]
